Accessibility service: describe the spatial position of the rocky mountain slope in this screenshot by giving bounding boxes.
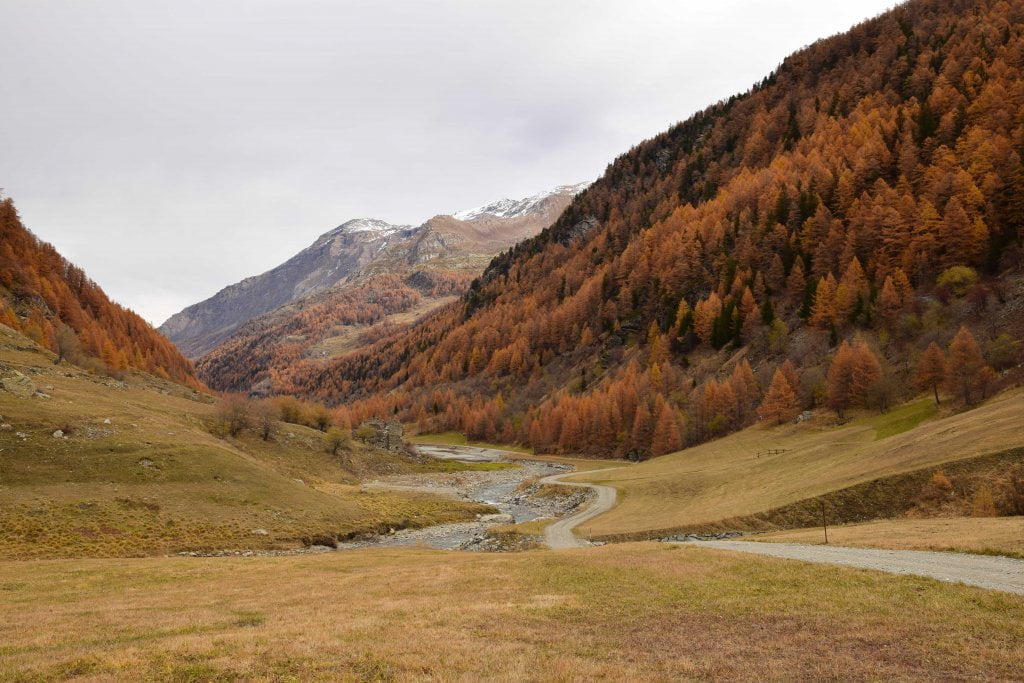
[161,183,587,360]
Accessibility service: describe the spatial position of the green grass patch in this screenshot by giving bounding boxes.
[861,398,938,440]
[408,431,534,454]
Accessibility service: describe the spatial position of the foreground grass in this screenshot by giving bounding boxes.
[571,391,1024,537]
[749,517,1024,559]
[1,544,1022,680]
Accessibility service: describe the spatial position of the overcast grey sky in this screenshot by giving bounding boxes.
[0,1,896,326]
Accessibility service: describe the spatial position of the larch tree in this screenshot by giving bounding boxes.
[650,398,683,456]
[758,367,801,425]
[946,326,987,405]
[914,342,947,405]
[810,273,838,327]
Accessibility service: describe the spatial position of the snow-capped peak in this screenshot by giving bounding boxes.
[334,218,409,235]
[453,182,590,221]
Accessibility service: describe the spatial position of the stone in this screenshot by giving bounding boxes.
[480,513,515,524]
[0,371,36,398]
[138,458,156,468]
[103,418,111,425]
[52,429,64,439]
[251,528,269,536]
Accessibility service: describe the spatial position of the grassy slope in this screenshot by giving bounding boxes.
[749,517,1024,559]
[0,326,486,559]
[1,544,1021,680]
[570,391,1024,537]
[308,295,459,359]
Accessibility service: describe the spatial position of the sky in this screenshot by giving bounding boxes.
[0,0,897,326]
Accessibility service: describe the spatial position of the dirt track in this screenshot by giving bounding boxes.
[541,470,621,549]
[679,540,1024,595]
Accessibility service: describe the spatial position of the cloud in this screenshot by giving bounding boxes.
[0,0,896,325]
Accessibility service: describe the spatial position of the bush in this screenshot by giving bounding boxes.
[325,427,350,455]
[354,424,378,442]
[936,266,978,297]
[971,484,998,518]
[216,394,252,437]
[252,401,277,441]
[985,333,1020,370]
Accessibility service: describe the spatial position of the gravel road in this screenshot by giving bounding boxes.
[541,469,622,549]
[680,540,1024,595]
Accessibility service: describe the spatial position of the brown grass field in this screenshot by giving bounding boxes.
[749,517,1024,558]
[1,543,1022,680]
[570,391,1024,538]
[0,327,487,559]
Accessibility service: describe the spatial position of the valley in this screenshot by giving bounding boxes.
[3,0,1024,679]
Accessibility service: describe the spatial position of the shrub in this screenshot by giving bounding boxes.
[216,394,252,437]
[324,427,350,455]
[935,266,978,296]
[252,401,277,441]
[985,333,1020,370]
[971,484,998,518]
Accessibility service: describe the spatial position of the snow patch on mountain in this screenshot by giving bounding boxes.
[331,218,411,237]
[453,182,590,221]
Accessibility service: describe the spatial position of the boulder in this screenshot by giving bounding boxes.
[480,513,515,524]
[0,371,36,398]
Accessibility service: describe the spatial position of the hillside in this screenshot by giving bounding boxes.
[162,183,586,363]
[286,0,1024,457]
[568,389,1024,539]
[0,197,200,388]
[0,325,486,559]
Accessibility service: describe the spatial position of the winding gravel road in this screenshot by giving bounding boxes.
[541,469,623,549]
[679,540,1024,595]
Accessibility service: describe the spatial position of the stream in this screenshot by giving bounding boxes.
[335,444,583,551]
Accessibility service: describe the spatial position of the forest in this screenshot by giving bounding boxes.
[0,198,201,388]
[270,0,1024,458]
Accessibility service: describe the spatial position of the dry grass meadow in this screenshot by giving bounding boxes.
[1,543,1022,681]
[570,391,1024,538]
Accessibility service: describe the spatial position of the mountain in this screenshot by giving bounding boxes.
[159,217,416,358]
[283,0,1024,457]
[160,183,587,360]
[0,197,201,388]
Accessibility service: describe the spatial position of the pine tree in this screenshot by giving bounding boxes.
[758,367,801,424]
[946,326,986,405]
[826,341,856,417]
[914,342,947,405]
[877,275,902,325]
[850,341,883,408]
[810,273,838,327]
[650,398,683,456]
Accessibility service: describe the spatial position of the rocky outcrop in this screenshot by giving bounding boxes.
[0,370,36,398]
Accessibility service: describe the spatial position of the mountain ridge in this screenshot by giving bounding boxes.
[161,183,588,360]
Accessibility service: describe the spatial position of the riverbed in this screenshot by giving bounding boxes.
[336,445,586,551]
